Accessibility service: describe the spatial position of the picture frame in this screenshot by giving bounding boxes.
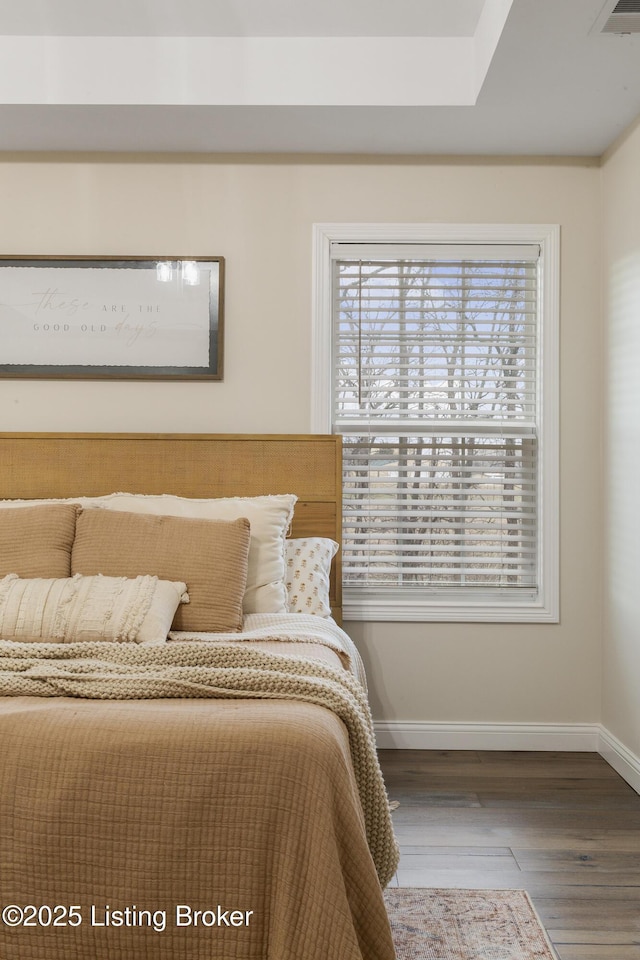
[0,256,224,380]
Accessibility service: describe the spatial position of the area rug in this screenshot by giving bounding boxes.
[384,888,558,959]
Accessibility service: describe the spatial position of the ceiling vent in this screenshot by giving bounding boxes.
[598,0,640,33]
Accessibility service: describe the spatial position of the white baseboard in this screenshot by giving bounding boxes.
[373,721,601,752]
[598,726,640,795]
[374,720,640,795]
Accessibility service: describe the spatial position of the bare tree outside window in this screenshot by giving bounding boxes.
[333,254,538,595]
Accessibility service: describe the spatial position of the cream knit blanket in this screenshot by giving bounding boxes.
[0,639,400,887]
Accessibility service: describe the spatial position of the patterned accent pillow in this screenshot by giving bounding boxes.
[0,573,188,645]
[285,538,339,618]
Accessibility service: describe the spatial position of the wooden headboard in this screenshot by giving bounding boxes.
[0,432,343,622]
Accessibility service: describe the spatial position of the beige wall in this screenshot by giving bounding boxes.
[602,121,640,758]
[0,153,603,725]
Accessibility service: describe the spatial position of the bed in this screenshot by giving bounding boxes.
[0,433,398,960]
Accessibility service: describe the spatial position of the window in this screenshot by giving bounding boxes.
[312,224,559,622]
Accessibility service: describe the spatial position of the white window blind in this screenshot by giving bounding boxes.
[331,242,545,612]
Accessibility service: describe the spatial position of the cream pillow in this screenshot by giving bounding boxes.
[0,573,187,645]
[285,537,339,618]
[92,493,297,614]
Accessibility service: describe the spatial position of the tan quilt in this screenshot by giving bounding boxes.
[0,639,399,960]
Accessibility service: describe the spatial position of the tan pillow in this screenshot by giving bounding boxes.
[72,509,250,632]
[0,573,187,645]
[0,503,78,578]
[92,493,297,614]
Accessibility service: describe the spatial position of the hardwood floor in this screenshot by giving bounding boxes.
[379,750,640,960]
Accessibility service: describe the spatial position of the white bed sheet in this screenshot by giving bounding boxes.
[168,612,367,688]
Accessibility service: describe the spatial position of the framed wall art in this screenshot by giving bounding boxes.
[0,256,224,380]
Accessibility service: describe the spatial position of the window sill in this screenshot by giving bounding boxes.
[343,593,559,623]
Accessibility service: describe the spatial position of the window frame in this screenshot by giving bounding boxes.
[311,222,560,623]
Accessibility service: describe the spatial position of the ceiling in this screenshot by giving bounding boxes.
[0,0,638,156]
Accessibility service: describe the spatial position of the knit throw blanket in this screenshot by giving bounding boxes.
[0,639,400,887]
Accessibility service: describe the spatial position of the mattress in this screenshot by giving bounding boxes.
[0,615,398,960]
